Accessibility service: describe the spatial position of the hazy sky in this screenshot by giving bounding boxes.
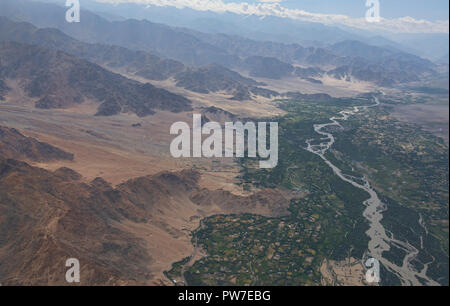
[96,0,449,33]
[260,0,449,21]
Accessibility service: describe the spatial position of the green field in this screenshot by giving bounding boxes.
[166,95,449,286]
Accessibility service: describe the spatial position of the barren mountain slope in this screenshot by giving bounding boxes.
[0,156,292,285]
[0,42,192,116]
[0,126,73,162]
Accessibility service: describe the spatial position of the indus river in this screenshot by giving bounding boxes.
[305,96,438,286]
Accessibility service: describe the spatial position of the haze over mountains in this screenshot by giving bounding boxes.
[0,0,440,87]
[0,17,278,101]
[49,0,449,61]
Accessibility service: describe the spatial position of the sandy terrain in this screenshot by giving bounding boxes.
[0,87,243,189]
[238,73,375,98]
[320,258,373,286]
[391,103,449,143]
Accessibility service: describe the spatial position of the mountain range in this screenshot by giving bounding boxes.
[0,17,276,100]
[0,41,192,116]
[54,0,449,61]
[0,0,438,87]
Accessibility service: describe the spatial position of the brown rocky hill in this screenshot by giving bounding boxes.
[0,126,73,162]
[0,158,151,285]
[174,64,278,100]
[0,156,290,285]
[0,42,192,116]
[200,106,238,123]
